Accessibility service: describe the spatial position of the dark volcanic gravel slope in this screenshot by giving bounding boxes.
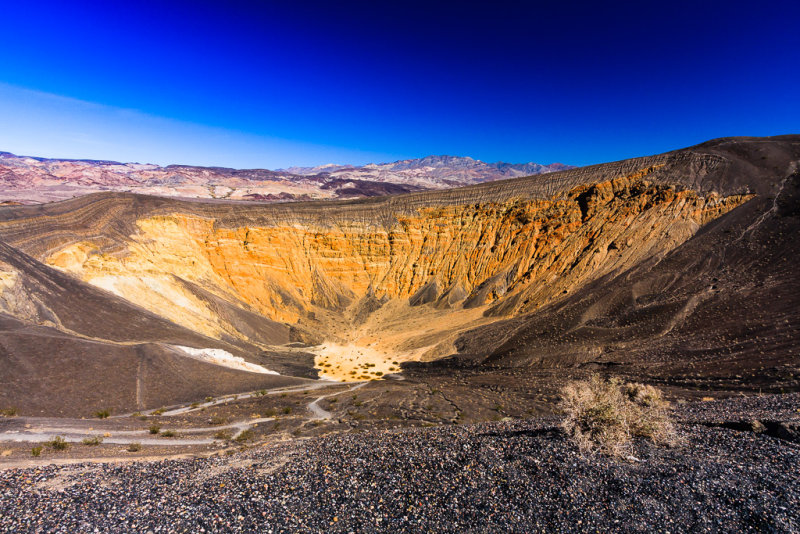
[1,394,799,533]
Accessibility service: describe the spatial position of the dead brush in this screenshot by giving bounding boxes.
[558,375,679,457]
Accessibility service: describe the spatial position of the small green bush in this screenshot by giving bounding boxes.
[0,408,18,417]
[234,429,253,442]
[47,436,69,451]
[209,416,227,425]
[127,443,141,452]
[94,409,110,419]
[160,430,177,437]
[31,446,43,457]
[82,436,103,446]
[149,424,161,434]
[214,430,233,441]
[282,406,292,415]
[151,407,165,416]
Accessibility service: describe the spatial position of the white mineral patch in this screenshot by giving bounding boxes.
[171,345,279,375]
[0,269,18,291]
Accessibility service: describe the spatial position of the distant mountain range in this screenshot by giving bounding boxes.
[0,151,573,205]
[281,156,572,189]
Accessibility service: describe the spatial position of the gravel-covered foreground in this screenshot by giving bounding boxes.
[1,394,799,533]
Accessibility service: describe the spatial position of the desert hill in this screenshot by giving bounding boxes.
[0,135,798,416]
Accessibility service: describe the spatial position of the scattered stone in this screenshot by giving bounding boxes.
[0,393,798,532]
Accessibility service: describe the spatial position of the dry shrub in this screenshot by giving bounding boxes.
[234,429,254,443]
[81,435,103,446]
[559,375,678,456]
[214,430,233,441]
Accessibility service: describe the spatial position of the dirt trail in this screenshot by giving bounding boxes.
[0,380,360,448]
[307,382,368,420]
[0,417,276,446]
[116,380,344,418]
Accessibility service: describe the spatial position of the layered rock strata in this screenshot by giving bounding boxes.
[45,175,750,336]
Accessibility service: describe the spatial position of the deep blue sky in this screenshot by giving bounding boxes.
[0,0,798,168]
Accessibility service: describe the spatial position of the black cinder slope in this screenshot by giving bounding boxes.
[449,167,800,392]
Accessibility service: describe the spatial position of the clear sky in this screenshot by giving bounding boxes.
[0,0,797,168]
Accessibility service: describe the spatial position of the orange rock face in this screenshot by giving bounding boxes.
[47,176,752,342]
[192,177,748,317]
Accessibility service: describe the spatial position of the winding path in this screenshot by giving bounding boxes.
[0,381,368,446]
[0,380,372,448]
[307,381,368,420]
[0,418,276,446]
[153,381,345,417]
